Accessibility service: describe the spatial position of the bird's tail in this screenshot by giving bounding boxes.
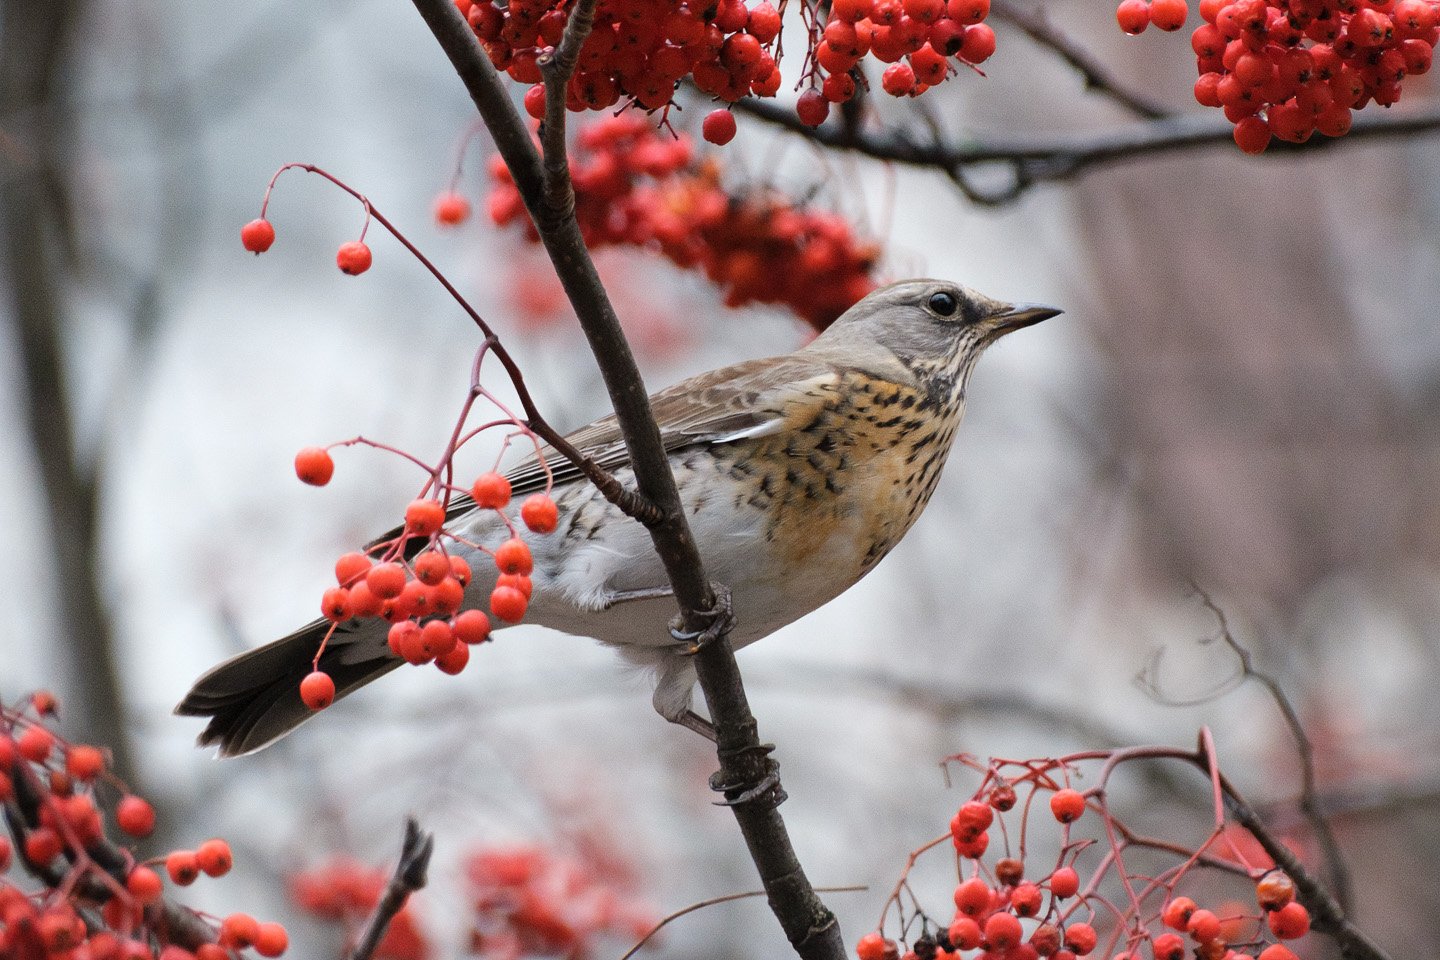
[175,619,399,757]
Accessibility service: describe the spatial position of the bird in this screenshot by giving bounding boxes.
[176,279,1059,756]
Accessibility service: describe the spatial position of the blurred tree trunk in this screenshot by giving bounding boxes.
[1,0,134,781]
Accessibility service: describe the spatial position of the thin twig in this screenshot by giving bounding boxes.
[989,0,1170,119]
[348,818,435,960]
[619,885,868,960]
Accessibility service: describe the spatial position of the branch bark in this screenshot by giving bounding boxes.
[348,819,435,960]
[405,2,845,956]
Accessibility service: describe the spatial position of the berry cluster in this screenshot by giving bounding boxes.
[1121,0,1439,152]
[488,115,880,329]
[466,845,655,958]
[292,448,560,712]
[806,0,996,118]
[0,693,285,960]
[291,858,429,960]
[856,747,1318,960]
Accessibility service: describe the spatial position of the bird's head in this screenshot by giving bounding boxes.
[806,279,1061,400]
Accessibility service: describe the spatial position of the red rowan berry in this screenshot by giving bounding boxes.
[31,690,57,714]
[472,472,512,508]
[241,218,276,254]
[0,735,14,768]
[856,932,891,960]
[413,551,450,586]
[388,620,422,660]
[497,572,533,598]
[294,447,335,486]
[948,916,982,950]
[447,555,473,586]
[748,2,782,40]
[116,795,156,837]
[947,0,988,22]
[335,551,372,586]
[220,913,261,949]
[196,945,230,960]
[491,584,529,622]
[523,84,547,120]
[1064,923,1097,955]
[1030,924,1061,956]
[254,922,289,957]
[166,850,200,885]
[454,609,493,644]
[126,866,164,904]
[952,799,994,836]
[1186,909,1221,943]
[1152,933,1185,960]
[881,61,916,94]
[436,641,471,675]
[1267,901,1310,939]
[953,831,989,858]
[300,671,336,711]
[958,22,996,61]
[159,949,196,960]
[336,241,372,275]
[988,783,1017,810]
[1150,0,1188,30]
[984,912,1021,950]
[953,877,992,916]
[18,726,53,762]
[1256,872,1296,911]
[0,771,11,803]
[1161,897,1196,930]
[520,494,559,533]
[419,620,457,659]
[196,837,234,877]
[1049,865,1080,898]
[1011,882,1042,916]
[797,89,832,125]
[494,537,534,575]
[405,498,446,536]
[911,44,948,84]
[703,110,738,145]
[1257,947,1299,960]
[321,587,352,622]
[1232,114,1271,152]
[995,857,1024,885]
[24,827,62,865]
[1116,0,1151,34]
[834,0,874,22]
[0,836,10,871]
[434,192,471,226]
[430,576,465,614]
[368,562,407,599]
[1049,788,1085,823]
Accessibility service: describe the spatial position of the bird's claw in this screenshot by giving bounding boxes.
[708,742,784,807]
[669,583,735,655]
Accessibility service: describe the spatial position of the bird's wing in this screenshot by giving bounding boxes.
[502,354,840,496]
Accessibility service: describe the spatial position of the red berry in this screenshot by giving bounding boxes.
[24,827,62,865]
[1116,0,1151,34]
[0,836,11,872]
[254,922,289,958]
[953,876,992,916]
[321,586,352,622]
[405,498,446,536]
[493,537,534,575]
[1050,788,1085,823]
[367,562,408,599]
[126,866,164,904]
[748,1,783,40]
[520,494,559,533]
[1011,882,1042,916]
[434,192,471,226]
[1150,0,1188,30]
[196,837,234,877]
[984,913,1022,950]
[702,109,738,146]
[1186,909,1221,943]
[881,61,916,95]
[1152,933,1185,960]
[18,726,54,762]
[1233,115,1271,153]
[497,572,533,598]
[856,932,891,960]
[166,849,201,885]
[946,0,988,22]
[1049,866,1080,899]
[491,584,529,622]
[419,620,457,659]
[948,916,982,950]
[1162,897,1196,930]
[294,447,335,486]
[300,671,336,711]
[436,641,471,675]
[335,551,372,586]
[413,551,451,586]
[336,240,372,275]
[472,472,512,508]
[1256,872,1296,911]
[1267,901,1310,939]
[524,84,547,120]
[959,22,997,61]
[454,609,493,644]
[220,913,261,949]
[1258,946,1299,960]
[1063,923,1097,955]
[241,219,276,254]
[797,88,831,126]
[116,795,156,837]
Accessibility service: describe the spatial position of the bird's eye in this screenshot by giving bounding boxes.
[928,291,958,317]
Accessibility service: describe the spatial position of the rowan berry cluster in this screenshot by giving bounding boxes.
[488,115,880,328]
[290,858,429,960]
[1121,0,1439,153]
[466,844,655,958]
[856,745,1318,960]
[291,448,560,712]
[0,693,285,960]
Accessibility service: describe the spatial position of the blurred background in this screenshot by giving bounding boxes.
[1,0,1437,956]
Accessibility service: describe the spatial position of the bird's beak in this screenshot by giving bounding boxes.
[991,301,1063,334]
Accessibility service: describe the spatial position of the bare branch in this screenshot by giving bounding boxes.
[349,819,435,960]
[620,885,868,960]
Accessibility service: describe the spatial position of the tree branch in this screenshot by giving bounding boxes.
[348,819,435,960]
[727,97,1440,205]
[405,2,845,956]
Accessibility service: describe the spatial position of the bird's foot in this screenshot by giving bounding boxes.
[669,583,735,655]
[709,742,785,807]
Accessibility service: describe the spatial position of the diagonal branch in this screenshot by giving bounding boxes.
[405,2,846,957]
[348,819,435,960]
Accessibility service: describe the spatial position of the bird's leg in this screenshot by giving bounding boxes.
[599,586,674,608]
[668,582,735,655]
[673,710,717,741]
